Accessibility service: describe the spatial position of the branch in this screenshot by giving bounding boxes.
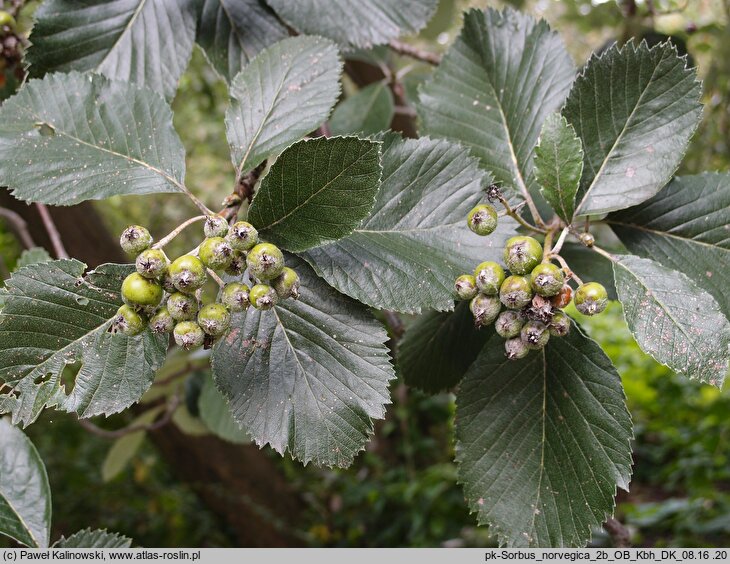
[35,204,69,259]
[152,215,206,250]
[224,162,266,219]
[495,194,547,234]
[0,207,36,249]
[604,517,631,547]
[78,394,182,439]
[382,311,405,340]
[389,40,442,66]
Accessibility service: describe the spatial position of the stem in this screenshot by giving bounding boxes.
[0,255,10,280]
[497,196,547,234]
[182,188,214,216]
[0,207,36,249]
[591,245,617,262]
[550,227,570,256]
[382,311,405,340]
[78,394,182,439]
[152,215,207,249]
[388,40,442,65]
[36,204,69,258]
[542,229,555,256]
[553,254,584,285]
[207,268,225,288]
[315,122,332,138]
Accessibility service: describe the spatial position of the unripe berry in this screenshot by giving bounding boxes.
[197,303,231,337]
[503,236,543,275]
[167,292,199,321]
[160,271,176,293]
[120,225,152,255]
[204,215,229,238]
[467,204,498,236]
[505,337,530,360]
[225,252,246,277]
[579,232,595,247]
[150,306,175,334]
[227,221,258,252]
[199,237,234,271]
[221,283,250,312]
[473,261,505,295]
[0,11,17,28]
[454,274,478,301]
[273,267,301,300]
[113,305,147,336]
[550,285,572,309]
[135,248,168,279]
[499,275,533,310]
[549,311,571,337]
[174,321,205,350]
[247,243,284,281]
[495,310,524,339]
[249,284,278,310]
[530,263,564,297]
[574,282,608,316]
[169,255,207,293]
[521,320,550,350]
[470,294,501,328]
[121,273,163,309]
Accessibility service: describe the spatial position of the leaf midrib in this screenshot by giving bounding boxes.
[607,220,729,252]
[96,0,149,72]
[0,493,39,547]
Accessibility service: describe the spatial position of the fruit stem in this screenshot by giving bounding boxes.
[550,227,570,256]
[552,253,583,285]
[36,203,69,259]
[496,195,548,234]
[152,216,207,250]
[388,40,442,65]
[590,244,617,262]
[206,268,225,289]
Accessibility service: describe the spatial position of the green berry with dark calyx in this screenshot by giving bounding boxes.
[574,282,608,316]
[473,261,505,295]
[499,275,533,310]
[521,320,550,350]
[167,292,199,321]
[495,310,524,339]
[273,267,301,300]
[161,271,176,293]
[454,274,478,300]
[530,262,564,297]
[135,248,168,279]
[505,337,530,360]
[470,294,501,328]
[225,252,247,277]
[121,273,163,309]
[113,305,147,336]
[197,303,231,337]
[199,237,234,271]
[174,321,205,350]
[221,283,250,312]
[467,204,498,236]
[150,306,174,334]
[169,255,207,293]
[503,236,543,275]
[549,311,571,337]
[249,284,278,310]
[204,215,229,238]
[227,221,259,252]
[247,243,285,281]
[120,225,152,255]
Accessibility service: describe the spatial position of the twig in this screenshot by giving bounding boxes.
[228,162,266,213]
[604,517,631,547]
[152,215,207,249]
[0,255,10,279]
[35,204,69,258]
[496,195,547,234]
[388,40,442,65]
[315,123,332,138]
[591,245,617,262]
[152,363,201,388]
[207,268,225,288]
[78,394,182,439]
[0,207,36,249]
[550,227,570,256]
[383,311,405,340]
[394,105,417,118]
[553,253,583,285]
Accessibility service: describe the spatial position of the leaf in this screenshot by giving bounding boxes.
[456,325,633,548]
[534,113,583,222]
[26,0,199,100]
[559,243,617,301]
[211,256,395,468]
[198,377,249,445]
[0,72,186,206]
[225,36,341,175]
[398,302,487,393]
[101,406,163,483]
[302,134,517,313]
[196,0,289,83]
[15,249,52,270]
[266,0,438,48]
[417,7,575,203]
[563,41,702,216]
[248,137,382,252]
[0,418,51,548]
[53,528,132,548]
[329,83,395,136]
[607,173,730,319]
[613,255,730,386]
[0,260,168,426]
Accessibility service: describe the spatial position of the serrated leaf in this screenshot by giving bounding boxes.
[14,249,52,270]
[398,301,487,393]
[196,0,289,83]
[0,418,51,548]
[0,72,185,206]
[26,0,198,100]
[613,255,730,386]
[417,7,575,204]
[211,256,395,468]
[0,260,168,426]
[225,36,341,175]
[456,326,633,548]
[329,83,395,136]
[302,134,517,313]
[53,528,131,548]
[608,173,730,319]
[101,406,163,483]
[266,0,437,48]
[563,41,702,216]
[534,113,583,222]
[249,137,381,252]
[198,377,249,445]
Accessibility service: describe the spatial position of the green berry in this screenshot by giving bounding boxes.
[495,310,524,339]
[167,292,199,321]
[530,263,564,297]
[521,320,550,350]
[247,243,285,281]
[120,225,152,255]
[174,321,205,350]
[549,311,571,337]
[0,11,17,28]
[150,306,175,334]
[113,305,147,336]
[135,248,168,279]
[467,204,498,236]
[579,232,595,247]
[199,237,234,271]
[574,282,608,316]
[249,284,278,310]
[473,261,505,295]
[225,252,247,277]
[499,275,533,310]
[470,294,501,328]
[503,236,543,275]
[160,271,176,293]
[273,267,301,300]
[204,215,229,238]
[505,337,530,360]
[121,273,163,308]
[221,283,250,312]
[169,255,207,293]
[197,303,231,337]
[454,274,478,301]
[227,221,259,252]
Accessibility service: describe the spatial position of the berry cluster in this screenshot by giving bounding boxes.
[456,203,608,360]
[112,216,300,350]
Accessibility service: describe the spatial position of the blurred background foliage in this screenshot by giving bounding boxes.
[1,0,729,549]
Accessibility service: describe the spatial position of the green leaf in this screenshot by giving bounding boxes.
[456,325,633,547]
[302,134,517,313]
[225,36,341,175]
[607,173,730,319]
[266,0,438,48]
[196,0,289,83]
[0,72,186,206]
[417,7,575,203]
[15,249,52,270]
[329,83,395,136]
[563,41,702,216]
[0,260,168,426]
[398,301,487,393]
[534,113,583,222]
[53,528,131,548]
[211,256,395,468]
[26,0,199,100]
[198,377,249,445]
[0,418,51,548]
[248,137,381,252]
[613,255,730,387]
[559,243,617,301]
[101,406,163,483]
